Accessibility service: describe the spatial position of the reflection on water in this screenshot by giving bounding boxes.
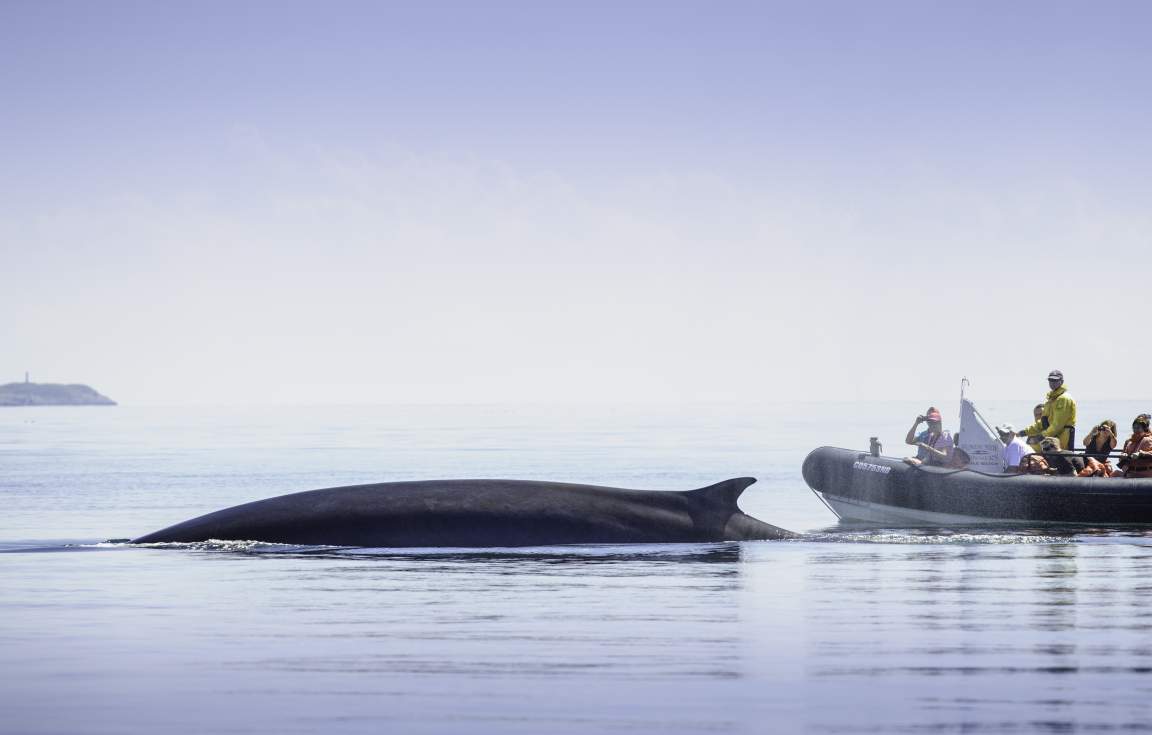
[8,404,1152,733]
[6,539,1152,732]
[2,539,758,735]
[802,542,1152,733]
[115,540,747,565]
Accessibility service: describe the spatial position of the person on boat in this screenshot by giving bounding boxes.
[1082,420,1118,462]
[1080,456,1116,477]
[1119,415,1152,478]
[1025,404,1045,452]
[995,423,1033,472]
[1039,437,1086,476]
[1019,453,1051,475]
[903,407,954,466]
[1019,370,1077,450]
[946,447,972,469]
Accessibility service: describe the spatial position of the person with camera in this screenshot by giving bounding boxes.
[903,407,953,466]
[1083,420,1118,462]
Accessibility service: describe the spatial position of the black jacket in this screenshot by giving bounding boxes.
[1048,451,1086,476]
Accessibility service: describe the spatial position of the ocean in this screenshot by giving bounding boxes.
[3,401,1152,734]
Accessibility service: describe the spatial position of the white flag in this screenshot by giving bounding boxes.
[958,397,1006,472]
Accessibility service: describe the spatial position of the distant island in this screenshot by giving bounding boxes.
[0,379,117,406]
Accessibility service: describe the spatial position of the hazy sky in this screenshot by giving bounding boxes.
[3,1,1150,405]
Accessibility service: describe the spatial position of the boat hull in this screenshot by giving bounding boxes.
[802,446,1152,525]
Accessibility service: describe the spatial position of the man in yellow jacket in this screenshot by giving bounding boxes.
[1019,370,1077,451]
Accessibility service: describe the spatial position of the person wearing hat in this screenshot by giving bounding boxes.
[904,406,954,466]
[996,423,1033,472]
[1039,436,1085,476]
[1019,370,1077,451]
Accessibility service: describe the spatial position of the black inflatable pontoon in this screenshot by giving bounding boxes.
[802,446,1152,525]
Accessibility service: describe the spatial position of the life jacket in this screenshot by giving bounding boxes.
[1078,457,1115,478]
[1120,432,1152,475]
[917,430,952,464]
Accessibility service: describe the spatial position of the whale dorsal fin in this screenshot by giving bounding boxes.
[686,477,757,508]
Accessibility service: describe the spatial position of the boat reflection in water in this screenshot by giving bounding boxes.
[798,538,1152,732]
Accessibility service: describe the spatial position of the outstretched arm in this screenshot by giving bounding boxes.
[1020,416,1045,438]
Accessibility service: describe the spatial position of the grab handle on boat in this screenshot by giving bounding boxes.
[869,437,882,457]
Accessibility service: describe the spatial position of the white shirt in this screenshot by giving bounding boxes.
[1003,437,1033,468]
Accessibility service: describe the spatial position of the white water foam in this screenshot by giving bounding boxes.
[798,531,1073,545]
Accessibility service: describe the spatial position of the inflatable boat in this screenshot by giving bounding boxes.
[802,446,1152,525]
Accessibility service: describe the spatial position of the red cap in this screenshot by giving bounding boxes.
[925,407,942,422]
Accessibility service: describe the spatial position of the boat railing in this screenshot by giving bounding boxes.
[1033,450,1129,458]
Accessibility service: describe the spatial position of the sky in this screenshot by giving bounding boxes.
[2,0,1150,405]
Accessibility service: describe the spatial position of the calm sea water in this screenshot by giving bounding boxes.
[4,401,1152,734]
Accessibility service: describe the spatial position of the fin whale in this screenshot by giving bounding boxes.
[132,477,796,547]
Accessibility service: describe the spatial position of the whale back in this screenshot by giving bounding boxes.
[132,477,793,546]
